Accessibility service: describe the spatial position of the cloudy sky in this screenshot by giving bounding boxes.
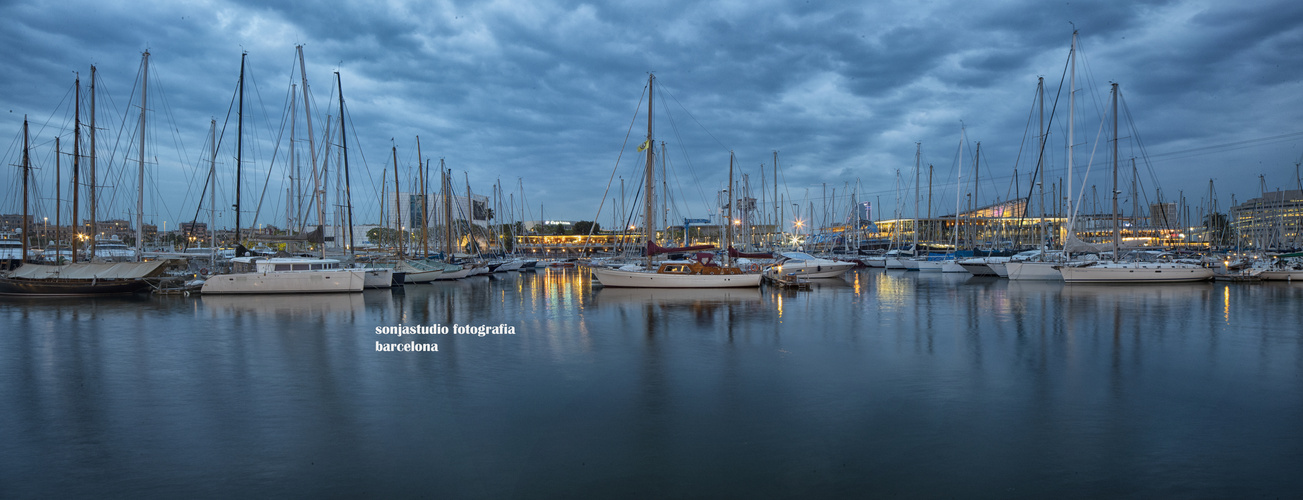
[2,0,1301,234]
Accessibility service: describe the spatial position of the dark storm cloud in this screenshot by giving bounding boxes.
[2,0,1301,231]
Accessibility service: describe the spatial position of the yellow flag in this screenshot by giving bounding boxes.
[637,140,650,152]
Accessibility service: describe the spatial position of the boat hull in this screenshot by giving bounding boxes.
[915,260,944,272]
[1059,264,1213,283]
[433,267,472,280]
[958,262,996,276]
[987,263,1009,277]
[1005,262,1064,281]
[199,270,365,294]
[772,263,856,278]
[0,277,153,296]
[1255,269,1303,281]
[941,261,968,273]
[360,268,394,288]
[591,267,762,288]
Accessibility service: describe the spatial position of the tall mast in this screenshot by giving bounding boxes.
[136,51,148,262]
[209,119,217,265]
[1111,82,1120,261]
[661,141,668,236]
[335,71,355,254]
[913,143,920,253]
[973,142,980,248]
[418,136,428,259]
[1037,76,1046,251]
[22,118,30,263]
[392,145,402,257]
[726,151,734,266]
[89,65,98,257]
[773,151,778,249]
[465,172,473,255]
[320,116,330,254]
[289,84,298,230]
[954,129,964,254]
[644,73,655,269]
[236,52,246,247]
[1065,30,1077,247]
[56,136,62,261]
[72,75,81,262]
[443,161,452,257]
[297,45,324,258]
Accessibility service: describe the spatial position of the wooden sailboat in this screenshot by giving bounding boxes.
[0,72,165,296]
[590,74,761,288]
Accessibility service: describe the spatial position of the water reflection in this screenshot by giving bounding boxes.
[2,267,1302,497]
[201,292,368,318]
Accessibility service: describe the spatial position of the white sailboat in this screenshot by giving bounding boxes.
[1059,82,1211,283]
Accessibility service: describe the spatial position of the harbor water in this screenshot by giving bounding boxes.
[2,268,1301,497]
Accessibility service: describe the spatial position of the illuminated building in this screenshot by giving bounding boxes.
[1230,189,1303,250]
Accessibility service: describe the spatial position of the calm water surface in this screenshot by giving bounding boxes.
[2,268,1301,497]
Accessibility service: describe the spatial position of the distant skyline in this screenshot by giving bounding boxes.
[2,0,1301,233]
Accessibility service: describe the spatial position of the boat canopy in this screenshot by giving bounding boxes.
[9,261,170,279]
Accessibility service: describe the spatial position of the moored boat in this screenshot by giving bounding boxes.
[199,257,365,294]
[1058,261,1214,283]
[768,252,856,278]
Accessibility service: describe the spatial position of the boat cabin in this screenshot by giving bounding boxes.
[230,257,344,273]
[655,260,746,276]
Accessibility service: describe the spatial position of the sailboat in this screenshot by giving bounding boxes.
[0,62,166,296]
[590,74,761,288]
[1057,81,1212,284]
[1007,32,1084,282]
[940,131,970,273]
[200,52,365,295]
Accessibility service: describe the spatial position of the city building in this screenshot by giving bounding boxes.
[1230,189,1303,250]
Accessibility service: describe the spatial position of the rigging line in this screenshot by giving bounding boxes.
[1118,91,1166,199]
[101,57,148,226]
[1067,100,1110,226]
[95,65,131,218]
[1146,131,1303,160]
[246,62,292,232]
[664,143,690,222]
[660,96,712,217]
[1016,46,1071,225]
[656,80,730,154]
[579,77,647,254]
[149,63,203,224]
[342,91,376,219]
[664,110,709,217]
[181,130,218,252]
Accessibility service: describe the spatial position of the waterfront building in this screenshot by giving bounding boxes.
[1229,189,1303,250]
